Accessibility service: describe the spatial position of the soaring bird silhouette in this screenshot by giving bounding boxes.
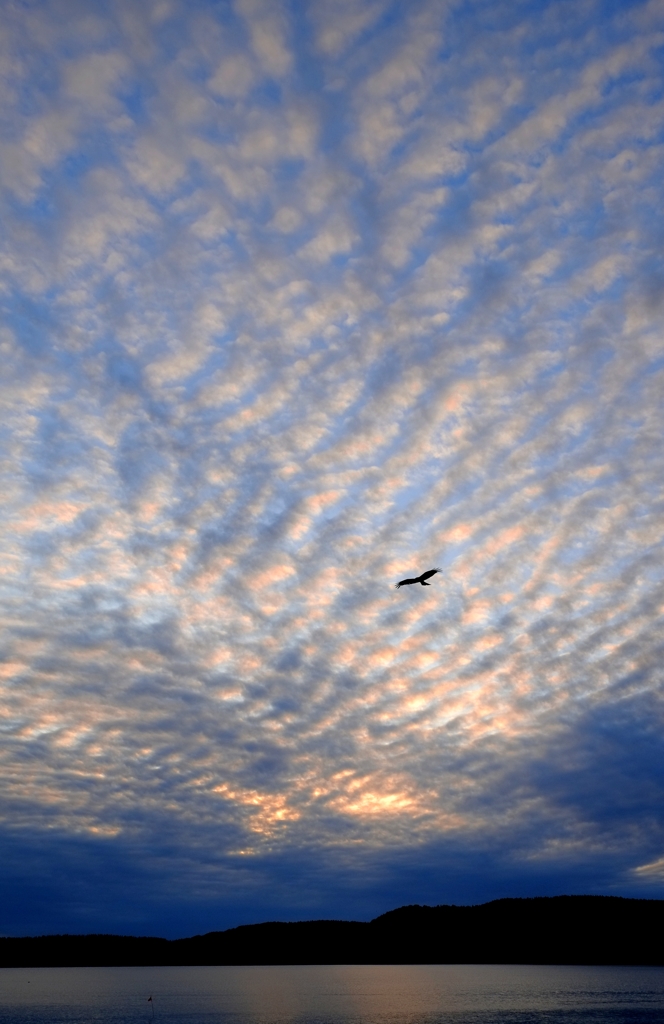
[395,567,442,589]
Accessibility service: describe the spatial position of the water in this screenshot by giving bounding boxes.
[1,964,663,1024]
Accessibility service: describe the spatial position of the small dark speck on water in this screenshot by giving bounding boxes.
[0,964,664,1023]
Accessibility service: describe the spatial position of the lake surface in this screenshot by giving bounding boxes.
[1,964,663,1023]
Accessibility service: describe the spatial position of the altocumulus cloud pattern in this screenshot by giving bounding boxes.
[2,0,664,938]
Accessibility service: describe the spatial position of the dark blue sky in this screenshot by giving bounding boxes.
[1,0,664,938]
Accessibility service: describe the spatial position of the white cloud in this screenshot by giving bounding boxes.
[298,214,359,262]
[310,0,389,58]
[1,0,664,929]
[235,0,293,78]
[208,53,257,98]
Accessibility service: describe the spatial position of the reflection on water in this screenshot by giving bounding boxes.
[1,963,664,1023]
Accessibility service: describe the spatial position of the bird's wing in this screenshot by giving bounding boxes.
[420,567,442,580]
[395,577,418,588]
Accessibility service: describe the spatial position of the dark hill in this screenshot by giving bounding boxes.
[1,896,663,967]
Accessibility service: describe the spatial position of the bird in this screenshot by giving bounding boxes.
[395,567,442,589]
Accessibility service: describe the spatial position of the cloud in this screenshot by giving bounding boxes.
[209,54,258,99]
[310,0,389,59]
[1,0,664,935]
[235,0,293,79]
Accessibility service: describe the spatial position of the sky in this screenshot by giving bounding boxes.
[1,0,664,940]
